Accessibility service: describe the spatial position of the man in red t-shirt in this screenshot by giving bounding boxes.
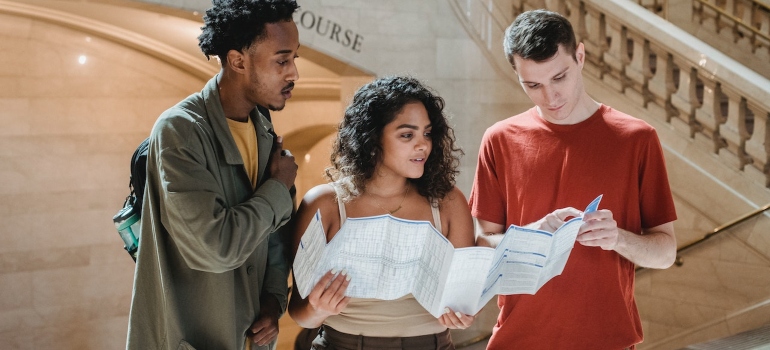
[469,10,677,349]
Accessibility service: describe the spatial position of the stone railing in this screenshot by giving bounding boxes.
[693,0,770,61]
[447,0,517,84]
[635,0,667,15]
[451,0,770,188]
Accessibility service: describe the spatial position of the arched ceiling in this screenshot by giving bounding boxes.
[0,0,371,99]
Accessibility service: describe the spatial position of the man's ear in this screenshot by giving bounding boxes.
[575,42,585,66]
[226,49,246,74]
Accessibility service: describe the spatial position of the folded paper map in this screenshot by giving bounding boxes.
[293,195,603,317]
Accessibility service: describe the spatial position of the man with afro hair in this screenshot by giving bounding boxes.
[127,1,301,349]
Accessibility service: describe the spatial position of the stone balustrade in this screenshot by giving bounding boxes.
[693,0,770,61]
[448,0,517,83]
[581,0,770,186]
[453,0,770,188]
[634,0,667,15]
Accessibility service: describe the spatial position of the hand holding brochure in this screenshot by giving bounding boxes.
[293,195,603,318]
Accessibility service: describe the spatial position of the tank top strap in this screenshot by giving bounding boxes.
[330,182,347,225]
[431,200,442,234]
[331,182,441,233]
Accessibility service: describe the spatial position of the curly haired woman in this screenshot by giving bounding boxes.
[288,76,476,350]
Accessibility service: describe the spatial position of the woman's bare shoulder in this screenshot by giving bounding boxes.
[439,186,474,247]
[298,184,340,216]
[438,186,470,210]
[302,183,337,205]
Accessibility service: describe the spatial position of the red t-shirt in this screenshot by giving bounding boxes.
[469,105,676,350]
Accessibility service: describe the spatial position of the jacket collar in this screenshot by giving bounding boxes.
[201,74,276,182]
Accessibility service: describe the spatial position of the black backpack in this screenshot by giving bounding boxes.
[111,105,275,262]
[112,137,149,262]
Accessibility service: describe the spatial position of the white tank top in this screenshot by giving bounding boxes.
[323,183,447,337]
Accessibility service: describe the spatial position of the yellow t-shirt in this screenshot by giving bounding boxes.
[226,117,259,189]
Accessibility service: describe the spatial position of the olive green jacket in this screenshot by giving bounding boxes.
[127,76,293,350]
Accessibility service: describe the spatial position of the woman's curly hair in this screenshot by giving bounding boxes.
[198,0,298,61]
[327,76,463,202]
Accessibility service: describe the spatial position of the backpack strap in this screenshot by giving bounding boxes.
[129,137,150,210]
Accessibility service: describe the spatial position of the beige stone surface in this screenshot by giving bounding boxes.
[1,0,769,349]
[0,10,203,349]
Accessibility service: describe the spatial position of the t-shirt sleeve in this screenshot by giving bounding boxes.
[469,128,507,226]
[638,128,677,228]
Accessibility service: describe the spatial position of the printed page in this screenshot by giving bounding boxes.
[436,246,494,317]
[481,194,604,299]
[536,195,602,288]
[325,216,419,299]
[480,226,554,302]
[411,226,455,316]
[294,213,455,304]
[536,217,581,289]
[293,210,329,298]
